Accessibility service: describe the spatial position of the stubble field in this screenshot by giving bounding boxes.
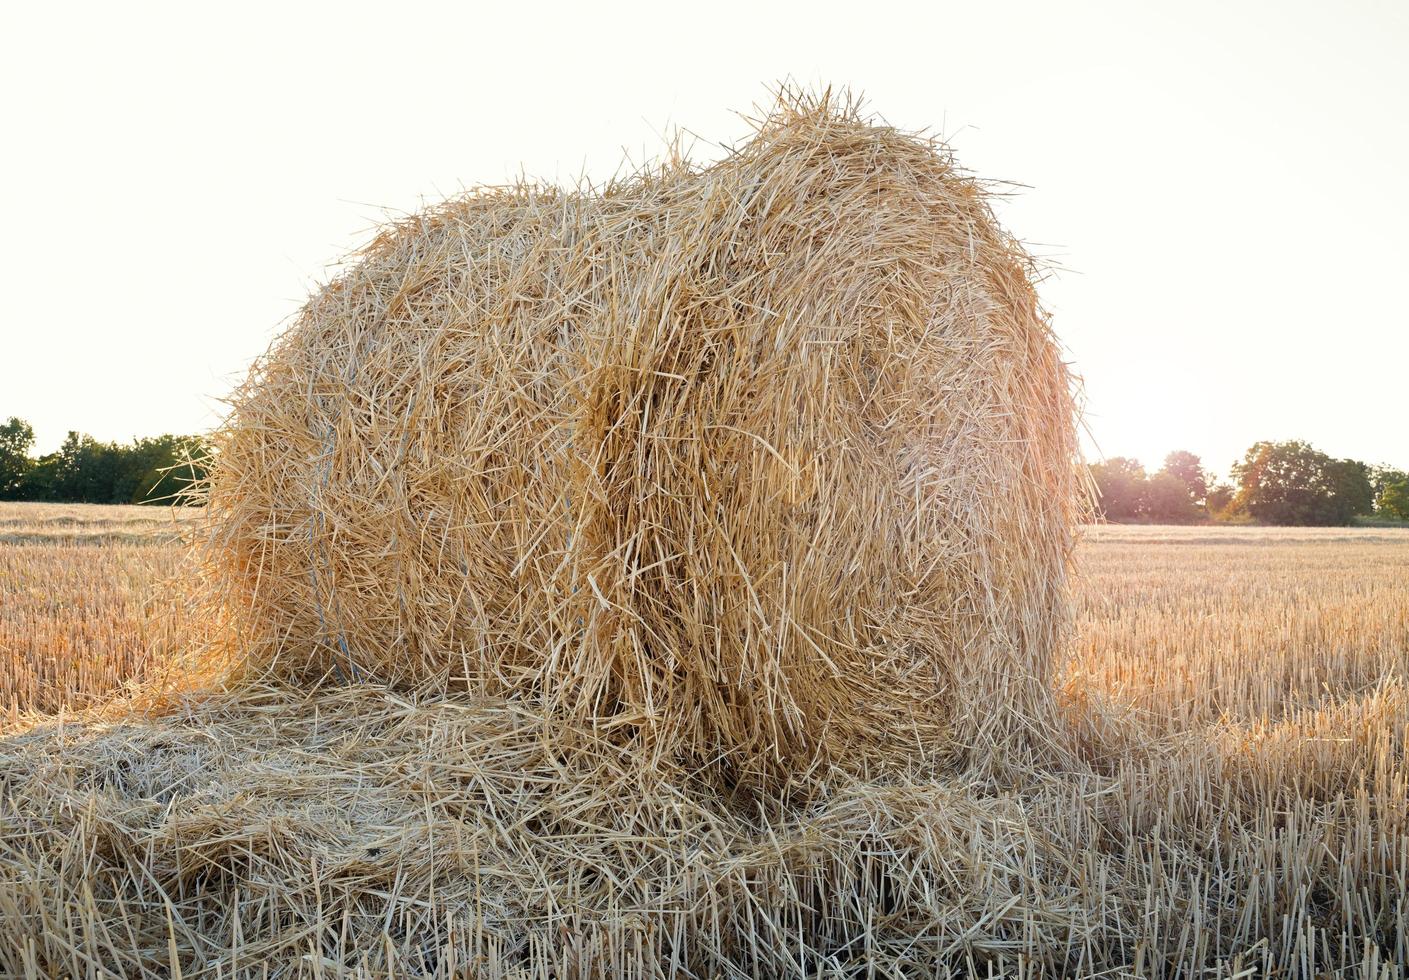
[1,502,1406,975]
[0,503,198,718]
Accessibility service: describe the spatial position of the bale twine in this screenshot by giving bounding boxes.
[202,93,1080,790]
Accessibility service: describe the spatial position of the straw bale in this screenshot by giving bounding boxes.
[201,92,1079,789]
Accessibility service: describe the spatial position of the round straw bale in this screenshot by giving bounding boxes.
[202,94,1080,789]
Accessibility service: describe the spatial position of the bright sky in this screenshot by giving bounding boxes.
[2,1,1404,480]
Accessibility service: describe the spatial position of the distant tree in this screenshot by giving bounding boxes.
[1231,440,1375,526]
[1206,482,1236,515]
[1232,441,1324,525]
[124,434,211,504]
[50,432,116,502]
[16,452,60,501]
[1325,458,1374,524]
[1159,450,1209,506]
[1144,471,1199,523]
[0,417,35,498]
[13,430,211,505]
[1380,480,1409,521]
[1089,457,1147,521]
[1371,466,1408,514]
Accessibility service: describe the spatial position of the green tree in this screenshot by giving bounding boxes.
[1159,450,1208,506]
[1144,471,1199,523]
[49,432,118,502]
[11,430,209,504]
[1089,457,1147,521]
[1206,482,1236,515]
[1231,440,1374,526]
[1370,465,1407,494]
[1380,480,1409,521]
[1325,458,1374,524]
[124,434,210,504]
[0,417,35,498]
[1371,466,1408,514]
[16,452,60,500]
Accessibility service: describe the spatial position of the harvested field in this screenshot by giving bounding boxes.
[2,508,1405,976]
[0,503,195,717]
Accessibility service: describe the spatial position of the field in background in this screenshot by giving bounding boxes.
[1070,522,1408,735]
[5,504,1403,760]
[0,502,198,716]
[5,502,1405,740]
[3,503,1406,726]
[1,502,1407,971]
[2,504,1409,726]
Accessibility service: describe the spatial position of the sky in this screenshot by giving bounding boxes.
[1,1,1405,480]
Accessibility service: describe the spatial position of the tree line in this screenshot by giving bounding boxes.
[0,417,209,505]
[1090,441,1409,526]
[3,414,1406,524]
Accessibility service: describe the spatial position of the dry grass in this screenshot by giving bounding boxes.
[0,502,196,718]
[0,501,198,546]
[2,512,1405,976]
[1067,524,1409,744]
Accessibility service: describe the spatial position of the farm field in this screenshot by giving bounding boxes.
[1,501,1406,975]
[5,504,1402,724]
[0,503,198,718]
